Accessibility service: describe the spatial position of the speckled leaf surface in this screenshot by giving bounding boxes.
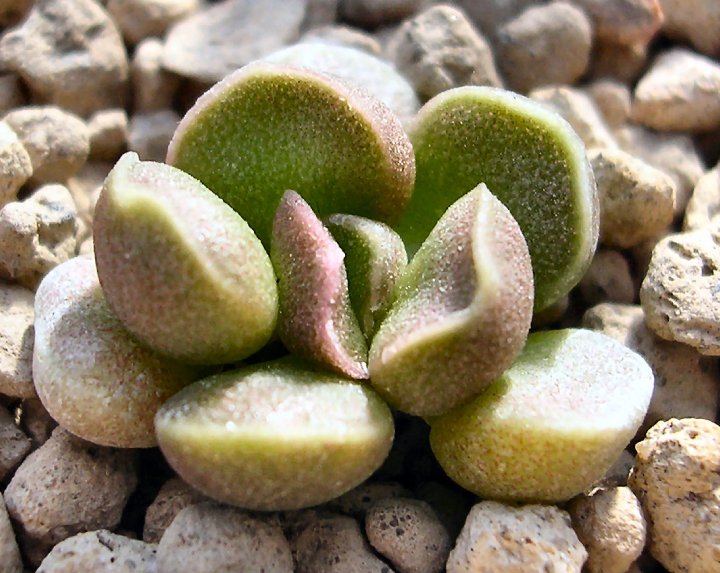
[398,86,598,312]
[33,256,199,448]
[167,62,415,246]
[430,329,654,503]
[368,184,534,417]
[271,191,368,379]
[155,358,394,511]
[94,152,278,365]
[325,213,407,339]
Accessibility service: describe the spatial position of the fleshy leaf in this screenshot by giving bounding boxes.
[271,191,368,379]
[325,213,408,339]
[155,358,394,511]
[368,184,534,417]
[33,256,199,448]
[398,86,598,312]
[430,329,654,503]
[167,62,415,246]
[94,152,278,365]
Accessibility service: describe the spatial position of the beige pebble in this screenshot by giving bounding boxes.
[143,478,207,543]
[590,147,675,248]
[616,124,705,218]
[684,166,720,231]
[327,481,411,518]
[18,397,56,447]
[0,404,31,482]
[572,0,662,44]
[4,107,89,184]
[530,85,617,150]
[391,4,501,100]
[37,530,157,573]
[0,0,129,117]
[0,184,78,289]
[632,48,720,133]
[87,109,128,162]
[107,0,200,45]
[66,162,110,244]
[365,497,450,573]
[157,502,293,573]
[587,79,632,129]
[301,25,382,55]
[0,283,35,398]
[589,39,649,83]
[294,515,395,573]
[0,75,26,116]
[128,110,180,163]
[495,2,592,93]
[568,486,647,573]
[0,121,32,208]
[131,39,182,113]
[446,501,587,573]
[629,418,720,573]
[578,249,635,306]
[583,303,720,431]
[0,493,23,573]
[4,427,137,567]
[641,224,720,355]
[659,0,720,57]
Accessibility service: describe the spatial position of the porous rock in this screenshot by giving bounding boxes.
[579,249,635,305]
[583,303,720,431]
[0,184,78,289]
[37,530,157,573]
[0,283,35,398]
[0,404,31,482]
[156,502,293,573]
[4,107,90,184]
[659,0,720,57]
[495,2,592,93]
[0,0,129,116]
[127,110,180,163]
[684,166,720,231]
[131,39,182,113]
[632,48,720,133]
[0,493,23,573]
[640,223,720,355]
[391,4,501,100]
[446,501,587,573]
[87,109,128,161]
[107,0,200,45]
[4,428,137,566]
[143,478,207,543]
[0,121,32,208]
[568,486,647,573]
[365,497,450,573]
[629,418,720,573]
[590,147,675,248]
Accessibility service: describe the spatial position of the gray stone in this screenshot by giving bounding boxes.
[391,4,501,101]
[0,284,35,398]
[0,0,129,117]
[0,121,32,208]
[107,0,200,45]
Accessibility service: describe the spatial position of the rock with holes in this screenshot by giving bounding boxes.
[157,503,293,573]
[641,224,720,355]
[629,418,720,573]
[0,493,22,573]
[568,486,646,573]
[446,501,587,573]
[0,404,31,482]
[0,283,35,398]
[583,303,720,432]
[365,498,450,573]
[684,166,720,231]
[0,121,32,208]
[37,530,157,573]
[0,0,128,116]
[391,4,502,101]
[578,250,635,306]
[143,478,207,543]
[659,0,720,57]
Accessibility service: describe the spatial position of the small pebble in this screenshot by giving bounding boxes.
[106,0,200,46]
[0,404,31,482]
[572,0,662,44]
[578,249,636,305]
[66,162,110,244]
[131,39,182,113]
[0,493,23,573]
[365,497,450,573]
[0,283,35,398]
[4,106,90,184]
[632,48,720,133]
[590,147,676,248]
[0,184,78,289]
[391,4,501,100]
[629,418,720,573]
[659,0,720,57]
[87,109,128,162]
[587,79,632,129]
[143,478,207,543]
[127,110,180,162]
[301,24,382,55]
[641,223,720,355]
[4,428,137,566]
[339,0,421,28]
[37,530,157,573]
[156,502,293,573]
[683,165,720,231]
[446,501,587,573]
[495,1,592,93]
[589,38,649,83]
[0,0,129,116]
[568,486,647,573]
[0,121,32,211]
